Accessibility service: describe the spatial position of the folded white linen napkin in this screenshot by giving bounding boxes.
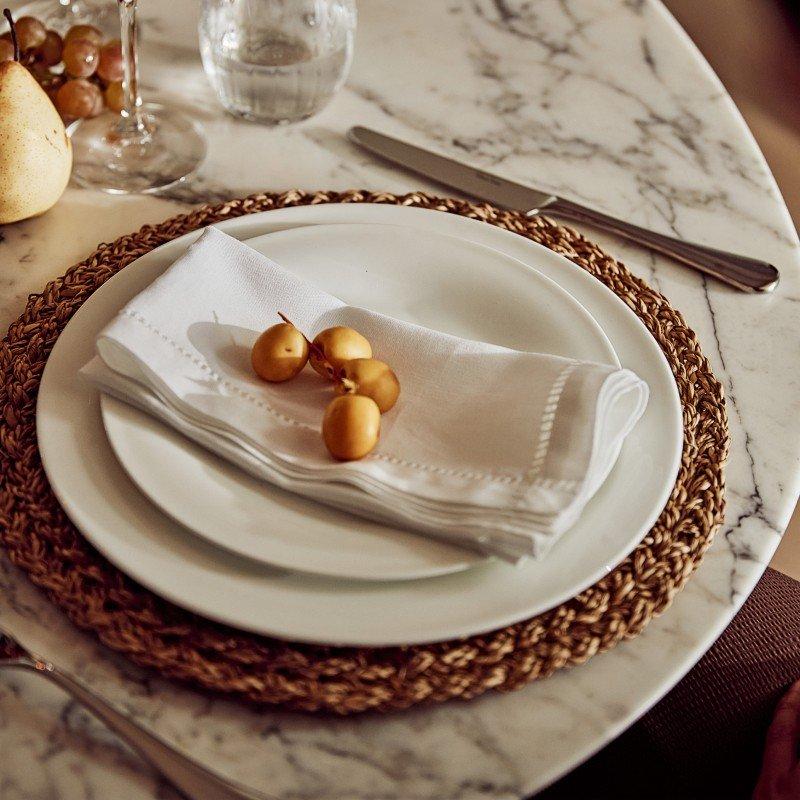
[81,226,648,562]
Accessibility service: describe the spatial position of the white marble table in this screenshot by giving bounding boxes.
[1,1,799,797]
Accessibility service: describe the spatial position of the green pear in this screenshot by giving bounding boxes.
[0,59,72,224]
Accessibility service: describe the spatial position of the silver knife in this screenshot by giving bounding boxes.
[348,126,779,293]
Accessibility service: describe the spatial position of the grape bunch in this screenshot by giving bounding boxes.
[0,16,125,121]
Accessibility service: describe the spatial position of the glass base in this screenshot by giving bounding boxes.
[69,103,206,195]
[223,105,317,126]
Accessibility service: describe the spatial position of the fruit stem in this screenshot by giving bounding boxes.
[310,342,327,361]
[277,311,323,358]
[276,311,338,377]
[2,9,19,62]
[340,377,357,394]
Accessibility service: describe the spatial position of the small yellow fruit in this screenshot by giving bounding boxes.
[335,358,400,413]
[310,326,372,379]
[251,322,309,382]
[322,395,381,461]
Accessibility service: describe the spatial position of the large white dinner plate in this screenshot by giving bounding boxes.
[36,204,682,646]
[100,223,618,581]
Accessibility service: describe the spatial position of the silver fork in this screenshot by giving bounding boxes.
[0,626,276,800]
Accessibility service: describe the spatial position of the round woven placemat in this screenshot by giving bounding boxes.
[0,190,728,715]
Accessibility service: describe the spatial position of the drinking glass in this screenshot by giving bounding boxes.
[69,0,206,194]
[199,0,356,125]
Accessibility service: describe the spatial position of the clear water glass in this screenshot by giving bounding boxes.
[199,0,356,125]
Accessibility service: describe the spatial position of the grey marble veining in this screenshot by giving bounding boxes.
[1,0,799,798]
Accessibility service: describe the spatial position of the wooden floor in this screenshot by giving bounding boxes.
[663,0,800,580]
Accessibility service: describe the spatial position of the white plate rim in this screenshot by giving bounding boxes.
[36,204,683,646]
[99,221,618,581]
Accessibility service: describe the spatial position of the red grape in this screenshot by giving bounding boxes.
[27,61,52,82]
[36,30,63,67]
[89,83,105,116]
[42,74,65,106]
[0,37,14,62]
[63,38,99,78]
[104,80,125,112]
[14,16,47,52]
[56,77,102,119]
[64,24,102,47]
[97,40,124,83]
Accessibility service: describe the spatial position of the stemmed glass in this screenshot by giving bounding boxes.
[69,0,206,194]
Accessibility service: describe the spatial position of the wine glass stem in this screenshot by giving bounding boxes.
[118,0,146,133]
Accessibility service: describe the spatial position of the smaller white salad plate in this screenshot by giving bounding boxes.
[100,223,618,581]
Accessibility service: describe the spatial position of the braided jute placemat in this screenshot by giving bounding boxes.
[0,190,728,714]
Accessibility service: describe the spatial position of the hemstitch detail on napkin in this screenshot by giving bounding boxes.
[523,361,579,482]
[121,308,579,491]
[122,310,314,430]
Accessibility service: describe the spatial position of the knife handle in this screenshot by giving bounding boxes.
[538,196,779,293]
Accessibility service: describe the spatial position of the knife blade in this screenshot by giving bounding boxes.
[348,126,556,213]
[347,126,780,292]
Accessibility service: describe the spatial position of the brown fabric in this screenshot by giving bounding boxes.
[540,567,800,799]
[639,566,800,797]
[0,190,729,715]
